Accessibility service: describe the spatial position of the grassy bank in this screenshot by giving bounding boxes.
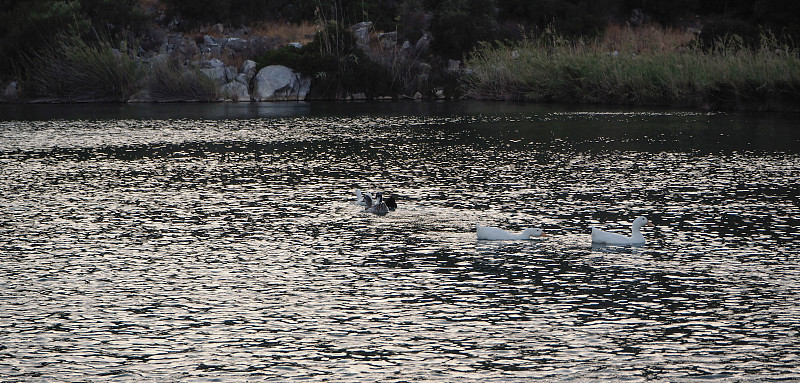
[463,25,800,111]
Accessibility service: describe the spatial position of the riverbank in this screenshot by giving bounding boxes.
[2,23,798,112]
[462,25,800,112]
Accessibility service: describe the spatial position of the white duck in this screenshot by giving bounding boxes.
[476,224,546,240]
[354,189,368,206]
[591,216,654,245]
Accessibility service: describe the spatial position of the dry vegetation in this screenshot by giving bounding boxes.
[463,24,800,111]
[185,21,318,43]
[248,21,319,44]
[601,24,696,54]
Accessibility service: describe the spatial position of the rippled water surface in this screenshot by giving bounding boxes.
[1,102,799,382]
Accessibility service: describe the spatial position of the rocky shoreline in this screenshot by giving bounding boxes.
[1,20,456,104]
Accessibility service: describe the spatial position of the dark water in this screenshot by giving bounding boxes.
[1,102,799,382]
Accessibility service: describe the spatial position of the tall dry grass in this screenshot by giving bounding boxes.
[248,21,318,44]
[190,21,318,44]
[463,25,800,111]
[30,37,142,102]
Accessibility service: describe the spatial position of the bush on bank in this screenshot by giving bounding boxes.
[28,37,143,102]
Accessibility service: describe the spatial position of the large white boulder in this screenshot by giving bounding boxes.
[252,65,310,101]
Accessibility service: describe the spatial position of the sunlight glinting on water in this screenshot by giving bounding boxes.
[1,105,799,381]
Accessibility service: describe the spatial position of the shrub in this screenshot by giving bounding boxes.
[0,1,88,80]
[28,36,142,102]
[147,57,219,102]
[429,0,498,59]
[0,0,147,81]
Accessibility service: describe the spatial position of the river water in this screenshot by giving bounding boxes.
[1,102,799,382]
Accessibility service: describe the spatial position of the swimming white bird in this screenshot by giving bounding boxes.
[354,189,368,206]
[591,216,654,245]
[363,193,389,215]
[476,224,546,240]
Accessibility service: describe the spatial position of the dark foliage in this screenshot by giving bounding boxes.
[429,0,497,59]
[698,17,762,49]
[396,0,432,43]
[161,0,399,30]
[256,22,391,99]
[0,0,146,80]
[497,0,615,37]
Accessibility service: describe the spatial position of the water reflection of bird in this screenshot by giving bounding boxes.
[476,224,546,240]
[591,216,653,245]
[363,193,389,215]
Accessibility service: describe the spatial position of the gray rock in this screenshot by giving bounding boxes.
[204,58,225,69]
[351,22,372,49]
[220,81,250,102]
[415,33,430,53]
[225,38,247,51]
[242,60,257,76]
[400,40,412,56]
[297,75,311,100]
[448,59,461,71]
[3,81,18,99]
[168,34,199,57]
[252,65,310,101]
[379,31,397,41]
[235,73,248,85]
[209,45,221,57]
[203,35,215,46]
[225,66,238,82]
[242,60,258,85]
[380,32,397,49]
[199,68,227,86]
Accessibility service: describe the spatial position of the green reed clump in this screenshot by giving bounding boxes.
[147,56,219,102]
[463,28,800,111]
[29,36,143,102]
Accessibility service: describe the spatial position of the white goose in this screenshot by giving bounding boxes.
[591,216,653,245]
[354,189,368,206]
[476,224,546,240]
